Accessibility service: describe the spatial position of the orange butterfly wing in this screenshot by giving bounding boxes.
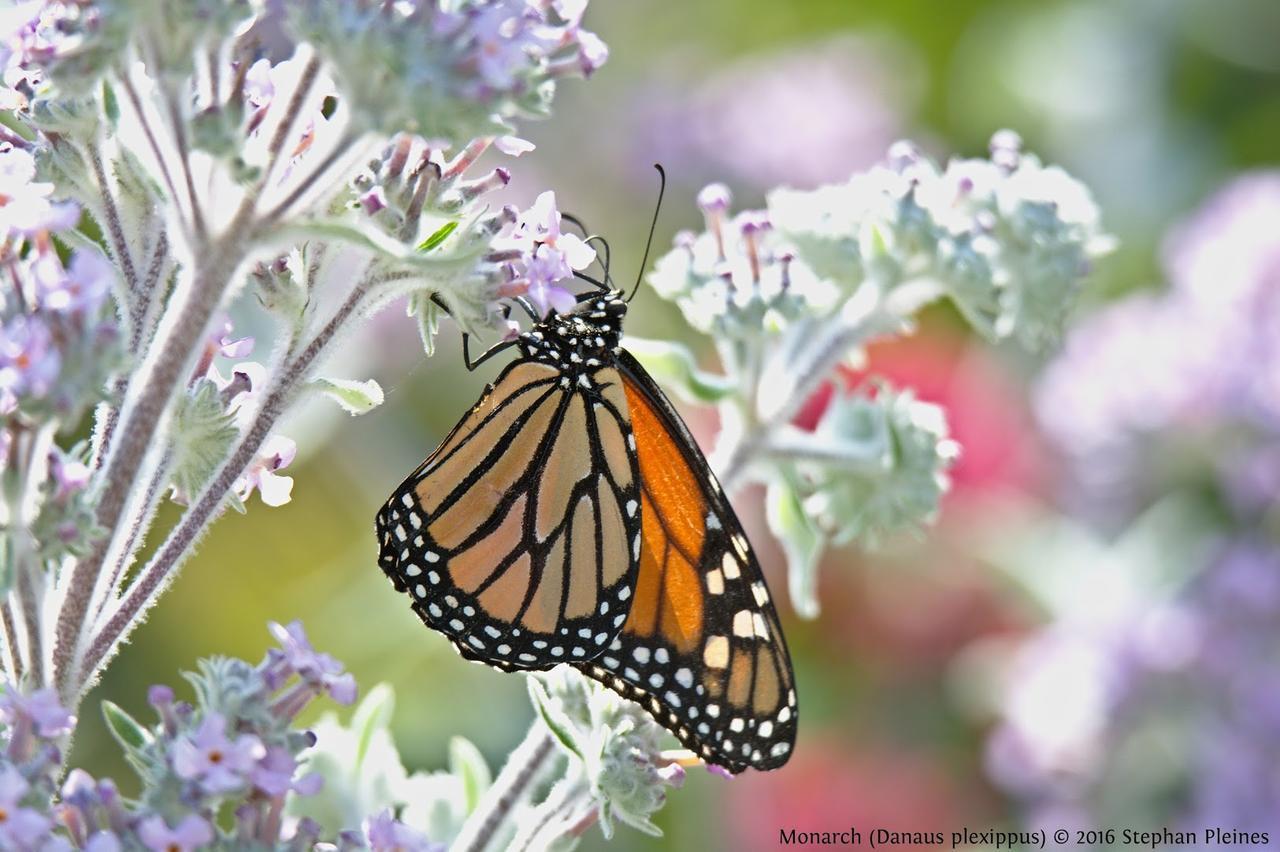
[576,350,798,773]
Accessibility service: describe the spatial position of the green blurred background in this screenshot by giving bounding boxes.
[71,1,1280,849]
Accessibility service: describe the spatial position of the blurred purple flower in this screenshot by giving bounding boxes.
[0,684,75,737]
[0,765,54,848]
[987,540,1280,833]
[172,712,266,795]
[1038,172,1280,461]
[137,815,213,852]
[469,2,544,91]
[48,448,90,503]
[364,809,441,852]
[0,145,79,238]
[35,249,115,314]
[252,746,322,798]
[84,833,121,852]
[629,35,922,191]
[0,314,61,400]
[263,620,357,705]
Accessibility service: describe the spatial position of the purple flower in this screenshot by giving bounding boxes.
[468,1,544,91]
[514,191,595,270]
[364,809,441,852]
[137,815,213,852]
[35,249,116,314]
[522,244,577,316]
[629,35,916,191]
[0,684,75,737]
[252,746,322,797]
[1039,173,1280,462]
[264,621,357,705]
[0,314,61,400]
[696,183,732,214]
[172,712,266,795]
[0,145,79,238]
[234,434,296,508]
[84,833,121,852]
[0,765,54,849]
[47,448,90,503]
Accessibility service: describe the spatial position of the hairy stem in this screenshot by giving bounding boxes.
[79,274,374,689]
[453,726,557,852]
[116,73,185,237]
[715,300,895,490]
[86,142,140,296]
[1,599,23,683]
[54,214,254,699]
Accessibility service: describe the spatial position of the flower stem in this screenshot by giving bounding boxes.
[85,142,140,297]
[79,273,375,689]
[53,214,254,700]
[452,725,557,852]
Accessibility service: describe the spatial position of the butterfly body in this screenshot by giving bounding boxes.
[376,290,797,772]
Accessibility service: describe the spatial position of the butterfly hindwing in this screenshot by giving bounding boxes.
[376,359,642,671]
[575,350,798,773]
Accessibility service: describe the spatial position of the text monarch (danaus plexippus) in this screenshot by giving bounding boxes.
[374,192,797,774]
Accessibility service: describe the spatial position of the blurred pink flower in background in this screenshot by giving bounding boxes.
[629,35,925,191]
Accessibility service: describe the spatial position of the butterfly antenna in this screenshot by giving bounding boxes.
[594,234,613,286]
[628,163,666,302]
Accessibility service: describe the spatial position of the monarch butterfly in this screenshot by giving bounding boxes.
[374,179,797,773]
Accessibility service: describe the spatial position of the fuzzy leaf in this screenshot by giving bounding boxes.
[449,736,491,815]
[101,700,152,751]
[765,478,826,620]
[311,377,385,415]
[352,683,396,772]
[528,676,584,760]
[624,337,734,404]
[407,292,442,357]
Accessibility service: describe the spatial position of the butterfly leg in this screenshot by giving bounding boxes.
[461,334,517,372]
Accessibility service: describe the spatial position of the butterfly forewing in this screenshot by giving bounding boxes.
[376,359,642,670]
[575,351,798,773]
[376,290,797,773]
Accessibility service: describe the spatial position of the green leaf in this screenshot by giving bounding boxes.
[624,337,735,404]
[417,220,459,253]
[311,377,385,415]
[101,79,119,125]
[101,700,152,751]
[351,683,395,772]
[527,676,583,760]
[765,478,825,620]
[449,736,491,815]
[407,292,442,357]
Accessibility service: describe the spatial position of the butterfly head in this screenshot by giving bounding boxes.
[517,289,627,368]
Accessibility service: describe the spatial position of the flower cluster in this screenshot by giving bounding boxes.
[985,173,1280,834]
[289,0,607,144]
[0,0,608,710]
[1,622,697,850]
[526,667,693,844]
[641,132,1106,617]
[1,144,120,562]
[0,622,360,849]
